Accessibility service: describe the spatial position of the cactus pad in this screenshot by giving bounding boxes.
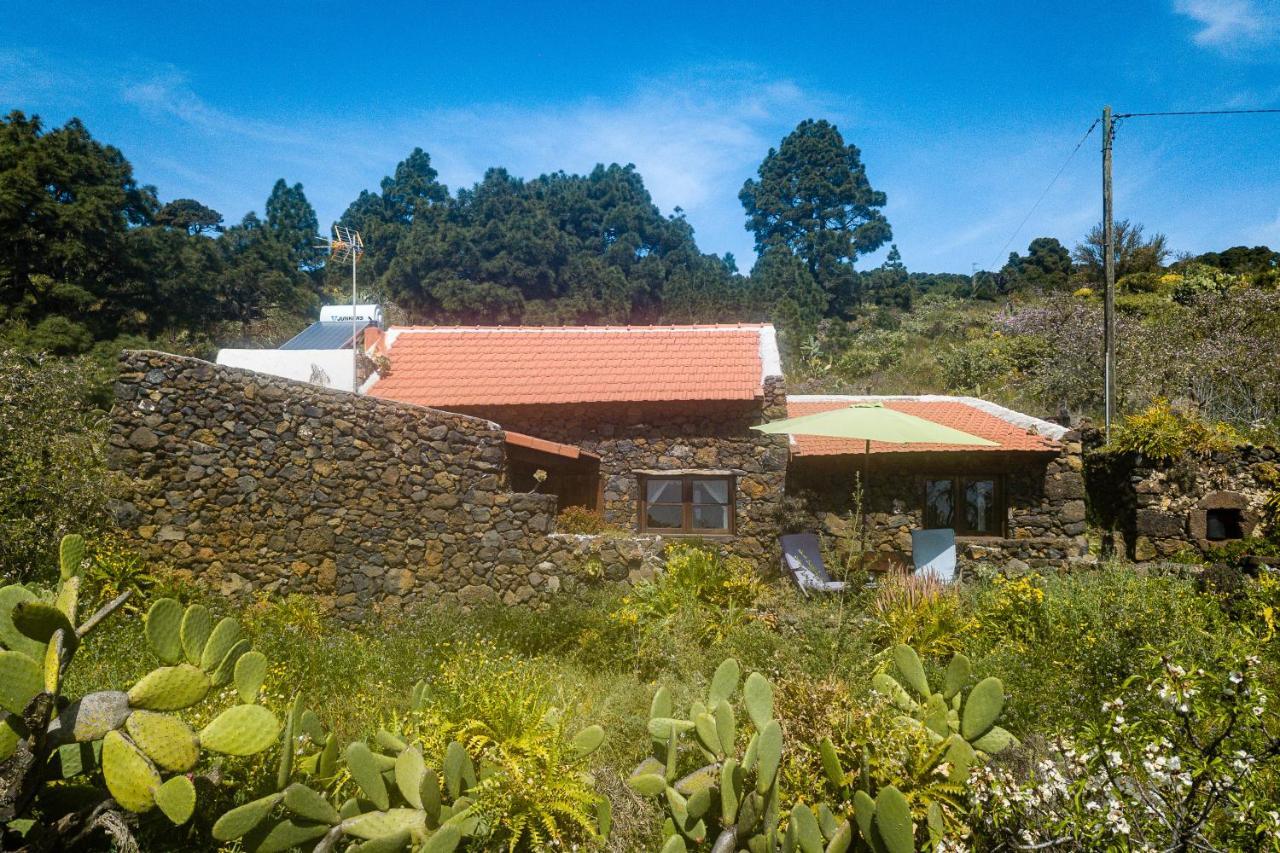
[55,576,80,624]
[199,704,280,756]
[443,741,475,798]
[791,803,823,853]
[59,534,85,580]
[892,644,930,699]
[754,719,782,795]
[128,664,211,711]
[352,829,413,853]
[101,730,161,813]
[342,807,428,840]
[421,825,462,853]
[209,638,250,687]
[960,676,1005,741]
[12,600,74,645]
[234,650,268,702]
[46,690,131,746]
[346,741,390,809]
[212,791,283,841]
[283,782,340,825]
[972,725,1018,754]
[743,672,773,730]
[571,724,605,758]
[819,736,844,787]
[626,773,666,796]
[708,658,740,706]
[179,604,213,664]
[155,774,196,824]
[198,616,243,672]
[713,700,735,755]
[144,598,184,664]
[0,713,24,762]
[873,785,913,853]
[43,631,63,693]
[394,746,426,808]
[943,653,971,700]
[244,818,331,853]
[0,649,42,715]
[126,710,199,772]
[0,584,45,659]
[650,684,673,719]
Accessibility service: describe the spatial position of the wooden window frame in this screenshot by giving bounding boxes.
[922,474,1006,538]
[638,473,736,535]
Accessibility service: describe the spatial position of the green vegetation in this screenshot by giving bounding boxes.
[0,536,280,848]
[0,532,1264,851]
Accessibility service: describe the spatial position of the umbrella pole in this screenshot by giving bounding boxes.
[860,438,869,569]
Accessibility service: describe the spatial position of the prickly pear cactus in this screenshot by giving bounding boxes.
[0,535,280,848]
[871,644,1018,783]
[214,686,610,852]
[628,658,854,852]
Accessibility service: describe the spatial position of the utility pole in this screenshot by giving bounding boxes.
[1102,105,1116,442]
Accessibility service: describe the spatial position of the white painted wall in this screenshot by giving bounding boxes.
[215,349,359,392]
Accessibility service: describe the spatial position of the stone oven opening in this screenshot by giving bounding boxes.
[1205,507,1245,541]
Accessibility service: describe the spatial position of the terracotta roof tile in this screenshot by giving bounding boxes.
[368,325,775,407]
[787,398,1060,456]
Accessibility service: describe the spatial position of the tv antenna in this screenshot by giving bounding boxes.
[325,224,363,391]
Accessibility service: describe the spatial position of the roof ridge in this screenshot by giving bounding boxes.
[385,323,772,333]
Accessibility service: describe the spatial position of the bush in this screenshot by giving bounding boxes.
[868,571,972,657]
[969,653,1280,850]
[0,349,113,583]
[555,505,610,534]
[1108,398,1243,461]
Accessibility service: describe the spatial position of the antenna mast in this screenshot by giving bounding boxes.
[328,225,364,391]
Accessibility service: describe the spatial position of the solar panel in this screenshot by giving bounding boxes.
[279,321,371,350]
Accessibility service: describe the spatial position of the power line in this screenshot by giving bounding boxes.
[989,118,1100,270]
[1115,107,1280,118]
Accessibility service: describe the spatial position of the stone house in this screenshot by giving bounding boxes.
[110,325,1095,618]
[782,396,1088,567]
[362,324,791,559]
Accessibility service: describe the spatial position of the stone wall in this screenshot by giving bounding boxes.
[109,351,603,620]
[787,435,1089,569]
[442,376,791,561]
[1086,444,1279,561]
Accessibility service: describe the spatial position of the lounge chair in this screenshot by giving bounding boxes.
[911,528,957,583]
[780,533,846,594]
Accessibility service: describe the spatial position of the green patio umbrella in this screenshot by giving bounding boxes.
[752,403,997,560]
[752,402,999,447]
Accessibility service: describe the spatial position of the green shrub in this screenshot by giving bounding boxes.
[969,653,1280,850]
[555,505,610,534]
[0,350,113,583]
[966,568,1232,733]
[1108,398,1243,461]
[868,571,972,658]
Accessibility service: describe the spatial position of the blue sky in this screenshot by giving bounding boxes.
[4,1,1279,273]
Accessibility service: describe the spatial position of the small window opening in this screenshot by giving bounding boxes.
[1205,508,1244,541]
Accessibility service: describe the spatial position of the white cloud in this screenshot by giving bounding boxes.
[1174,0,1280,48]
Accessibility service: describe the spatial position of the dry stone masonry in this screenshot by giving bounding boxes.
[1087,443,1279,561]
[109,351,609,620]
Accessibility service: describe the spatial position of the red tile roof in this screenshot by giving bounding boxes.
[367,325,776,407]
[786,398,1061,456]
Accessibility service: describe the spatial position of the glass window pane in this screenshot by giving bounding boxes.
[646,479,682,503]
[692,504,729,530]
[964,479,997,534]
[925,479,954,528]
[692,479,729,504]
[646,505,683,529]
